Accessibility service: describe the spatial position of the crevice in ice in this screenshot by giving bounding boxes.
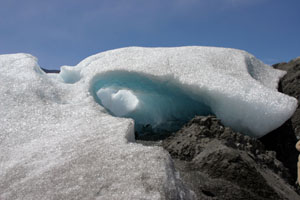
[90,71,212,140]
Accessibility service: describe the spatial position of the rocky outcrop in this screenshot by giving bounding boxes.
[142,57,300,199]
[260,57,300,183]
[163,116,299,200]
[41,67,60,73]
[272,56,300,137]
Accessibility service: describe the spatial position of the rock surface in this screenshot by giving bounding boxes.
[162,116,299,200]
[260,57,300,183]
[272,56,300,135]
[41,67,60,73]
[273,57,300,137]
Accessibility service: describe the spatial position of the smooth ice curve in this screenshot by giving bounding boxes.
[96,87,139,116]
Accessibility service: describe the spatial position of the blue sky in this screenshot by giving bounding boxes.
[0,0,299,69]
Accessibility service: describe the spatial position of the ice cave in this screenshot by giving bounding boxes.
[90,71,212,139]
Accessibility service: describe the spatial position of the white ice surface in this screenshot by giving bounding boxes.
[0,53,194,200]
[77,46,296,137]
[97,88,139,116]
[0,46,297,199]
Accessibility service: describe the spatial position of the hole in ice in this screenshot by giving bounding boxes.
[90,71,212,140]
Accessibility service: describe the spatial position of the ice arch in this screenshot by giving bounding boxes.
[90,71,212,139]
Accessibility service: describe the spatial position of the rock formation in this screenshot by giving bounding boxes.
[162,115,299,199]
[160,57,300,199]
[260,57,300,183]
[41,67,60,73]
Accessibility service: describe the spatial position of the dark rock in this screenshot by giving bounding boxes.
[41,68,60,73]
[163,116,299,200]
[273,56,300,137]
[135,124,173,141]
[259,57,300,183]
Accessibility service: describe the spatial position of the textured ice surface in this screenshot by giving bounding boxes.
[0,47,297,199]
[80,47,296,137]
[0,53,195,200]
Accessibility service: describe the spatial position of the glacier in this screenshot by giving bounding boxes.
[92,71,211,137]
[0,46,297,199]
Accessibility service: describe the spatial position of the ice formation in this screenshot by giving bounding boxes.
[84,46,295,137]
[0,46,297,199]
[96,87,139,116]
[92,71,211,134]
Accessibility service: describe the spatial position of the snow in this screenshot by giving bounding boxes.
[0,46,297,199]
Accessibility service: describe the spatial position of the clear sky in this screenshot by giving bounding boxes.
[0,0,299,69]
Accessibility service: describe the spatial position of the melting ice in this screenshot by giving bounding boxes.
[0,46,297,199]
[91,71,211,136]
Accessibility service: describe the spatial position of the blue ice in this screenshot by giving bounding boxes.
[91,71,212,137]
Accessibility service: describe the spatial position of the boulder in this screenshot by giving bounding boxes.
[163,116,299,199]
[273,57,300,137]
[260,57,300,183]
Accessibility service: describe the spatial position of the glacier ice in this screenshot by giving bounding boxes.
[92,71,211,135]
[0,46,297,199]
[0,53,195,200]
[81,46,296,138]
[59,65,81,83]
[96,87,139,116]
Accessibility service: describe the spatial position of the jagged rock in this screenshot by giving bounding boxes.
[274,57,300,137]
[260,57,300,183]
[163,116,299,200]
